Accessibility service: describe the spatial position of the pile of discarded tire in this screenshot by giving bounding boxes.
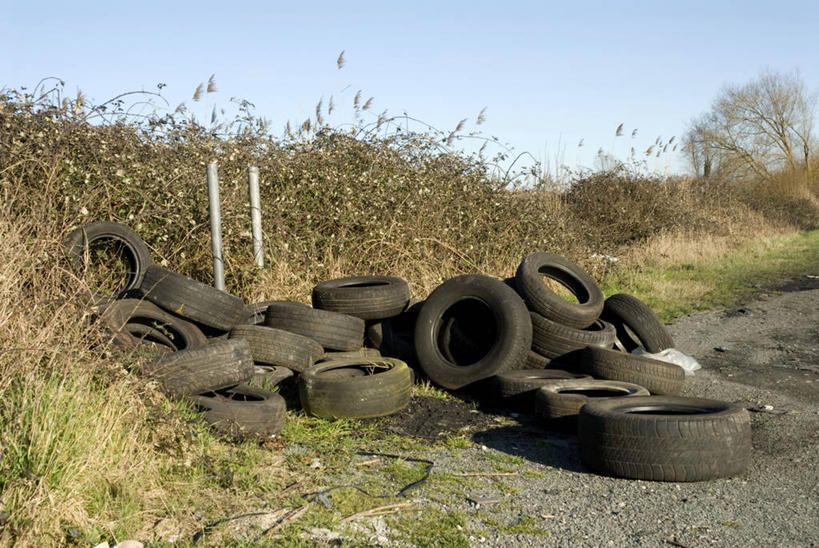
[68,221,750,481]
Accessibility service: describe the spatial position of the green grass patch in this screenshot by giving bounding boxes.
[498,515,550,536]
[603,230,819,320]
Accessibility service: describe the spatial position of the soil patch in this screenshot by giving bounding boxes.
[376,395,505,441]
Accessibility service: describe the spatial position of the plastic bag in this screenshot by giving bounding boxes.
[632,347,701,376]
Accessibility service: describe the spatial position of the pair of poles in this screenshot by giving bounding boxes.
[206,161,263,290]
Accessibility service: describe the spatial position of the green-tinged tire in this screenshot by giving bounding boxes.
[142,339,253,398]
[190,384,286,437]
[299,357,412,419]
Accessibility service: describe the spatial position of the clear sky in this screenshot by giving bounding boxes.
[3,1,817,178]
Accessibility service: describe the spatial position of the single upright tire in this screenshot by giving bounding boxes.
[493,369,592,410]
[142,339,253,398]
[414,275,532,390]
[264,301,365,351]
[140,266,246,332]
[534,379,649,430]
[99,298,208,352]
[190,385,286,437]
[300,357,412,419]
[229,324,324,372]
[515,252,604,329]
[600,293,674,353]
[312,276,411,320]
[580,346,685,395]
[65,221,153,301]
[530,312,616,364]
[578,396,752,482]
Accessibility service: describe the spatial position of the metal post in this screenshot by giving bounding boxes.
[206,162,225,290]
[248,166,264,268]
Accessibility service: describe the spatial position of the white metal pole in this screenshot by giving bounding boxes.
[248,166,264,268]
[206,161,225,290]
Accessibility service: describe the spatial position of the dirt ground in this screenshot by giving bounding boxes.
[365,276,819,546]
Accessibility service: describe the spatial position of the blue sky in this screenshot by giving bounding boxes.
[3,1,817,177]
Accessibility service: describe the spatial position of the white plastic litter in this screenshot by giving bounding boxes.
[632,347,702,376]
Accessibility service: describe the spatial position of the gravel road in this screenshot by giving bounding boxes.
[357,278,819,547]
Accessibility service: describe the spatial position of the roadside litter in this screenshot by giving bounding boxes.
[67,220,751,482]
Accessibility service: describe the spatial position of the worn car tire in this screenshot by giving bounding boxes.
[140,266,246,332]
[493,369,592,410]
[578,396,752,481]
[530,312,616,364]
[190,384,286,437]
[65,221,153,301]
[229,324,324,372]
[319,348,382,361]
[142,339,253,397]
[264,301,365,351]
[312,276,411,320]
[99,298,207,352]
[515,252,604,329]
[300,357,412,419]
[600,293,675,353]
[534,378,649,430]
[580,346,685,395]
[414,275,532,390]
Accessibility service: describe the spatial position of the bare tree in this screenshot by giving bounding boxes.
[685,70,815,181]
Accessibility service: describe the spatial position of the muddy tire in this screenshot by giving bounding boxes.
[143,339,253,397]
[578,396,752,481]
[100,298,207,352]
[229,325,324,372]
[65,221,153,301]
[264,301,365,351]
[493,369,592,410]
[580,346,685,395]
[140,266,246,332]
[299,357,412,419]
[515,252,604,329]
[534,379,649,430]
[190,385,286,437]
[414,275,532,390]
[530,312,616,365]
[601,293,674,353]
[312,276,411,320]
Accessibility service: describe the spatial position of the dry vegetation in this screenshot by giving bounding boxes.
[0,81,817,544]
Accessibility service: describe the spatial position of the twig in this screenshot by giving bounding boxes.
[354,458,381,466]
[262,504,311,536]
[341,502,415,523]
[453,472,518,477]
